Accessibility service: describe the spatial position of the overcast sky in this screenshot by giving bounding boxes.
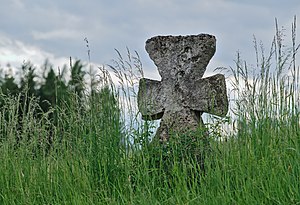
[0,0,300,80]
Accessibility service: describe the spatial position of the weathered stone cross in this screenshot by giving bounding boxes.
[138,34,228,142]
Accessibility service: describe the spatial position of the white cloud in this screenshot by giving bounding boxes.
[0,33,120,86]
[0,34,68,71]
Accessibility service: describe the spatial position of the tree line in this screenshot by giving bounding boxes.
[0,59,120,155]
[0,59,86,122]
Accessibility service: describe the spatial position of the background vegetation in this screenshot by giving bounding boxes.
[0,19,299,204]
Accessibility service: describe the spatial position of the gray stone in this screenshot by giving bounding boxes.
[138,34,228,142]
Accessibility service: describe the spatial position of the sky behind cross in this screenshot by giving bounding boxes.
[0,0,299,80]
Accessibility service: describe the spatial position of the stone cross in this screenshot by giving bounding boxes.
[138,34,228,142]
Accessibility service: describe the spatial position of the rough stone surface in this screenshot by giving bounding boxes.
[138,34,228,142]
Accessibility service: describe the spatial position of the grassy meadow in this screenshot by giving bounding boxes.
[0,21,299,204]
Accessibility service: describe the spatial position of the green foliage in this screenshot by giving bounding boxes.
[1,74,19,96]
[69,60,86,98]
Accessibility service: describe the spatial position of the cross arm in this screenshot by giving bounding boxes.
[184,74,228,117]
[137,78,166,120]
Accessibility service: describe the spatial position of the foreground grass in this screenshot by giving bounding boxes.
[1,20,300,204]
[0,107,298,204]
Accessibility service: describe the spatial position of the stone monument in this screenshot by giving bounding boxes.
[138,34,228,142]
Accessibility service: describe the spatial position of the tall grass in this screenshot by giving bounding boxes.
[230,17,299,135]
[209,17,300,204]
[0,18,299,204]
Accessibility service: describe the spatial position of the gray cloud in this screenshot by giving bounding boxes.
[0,0,299,80]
